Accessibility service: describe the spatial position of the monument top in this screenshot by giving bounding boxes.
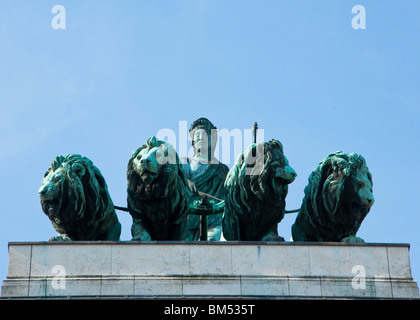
[5,240,412,247]
[2,241,418,299]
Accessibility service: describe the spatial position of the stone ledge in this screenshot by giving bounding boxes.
[6,240,412,247]
[2,242,419,299]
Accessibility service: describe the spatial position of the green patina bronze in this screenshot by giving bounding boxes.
[188,193,225,241]
[38,154,121,241]
[292,151,374,243]
[127,136,191,241]
[37,120,376,245]
[182,118,229,241]
[222,139,296,241]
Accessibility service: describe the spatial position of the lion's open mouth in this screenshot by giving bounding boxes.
[350,201,370,220]
[42,198,61,217]
[272,176,287,193]
[140,169,157,184]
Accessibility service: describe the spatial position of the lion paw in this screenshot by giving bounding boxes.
[131,231,152,242]
[262,235,285,242]
[49,235,71,241]
[341,235,365,243]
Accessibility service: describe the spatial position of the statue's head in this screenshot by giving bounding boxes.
[301,151,374,240]
[130,136,178,185]
[189,118,218,158]
[38,154,116,239]
[127,136,187,200]
[320,152,374,222]
[225,139,297,207]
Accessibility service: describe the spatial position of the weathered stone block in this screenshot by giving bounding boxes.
[1,242,418,299]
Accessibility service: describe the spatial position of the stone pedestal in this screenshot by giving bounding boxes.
[1,241,419,299]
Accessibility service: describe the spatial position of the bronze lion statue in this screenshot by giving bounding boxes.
[127,136,191,241]
[222,139,297,241]
[291,151,374,243]
[38,154,121,241]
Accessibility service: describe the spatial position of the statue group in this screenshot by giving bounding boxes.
[38,118,374,243]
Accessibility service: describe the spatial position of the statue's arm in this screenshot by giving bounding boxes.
[187,179,198,195]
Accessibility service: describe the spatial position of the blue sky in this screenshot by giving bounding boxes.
[1,1,420,290]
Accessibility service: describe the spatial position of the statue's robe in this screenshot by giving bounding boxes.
[183,158,229,241]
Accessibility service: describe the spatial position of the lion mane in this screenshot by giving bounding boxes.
[292,151,374,243]
[127,136,190,240]
[38,154,121,241]
[222,139,296,241]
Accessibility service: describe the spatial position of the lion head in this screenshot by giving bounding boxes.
[127,136,190,240]
[223,139,296,241]
[38,154,121,241]
[292,151,374,242]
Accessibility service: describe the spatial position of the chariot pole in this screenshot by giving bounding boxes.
[253,122,258,144]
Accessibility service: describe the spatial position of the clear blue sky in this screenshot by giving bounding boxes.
[1,1,420,289]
